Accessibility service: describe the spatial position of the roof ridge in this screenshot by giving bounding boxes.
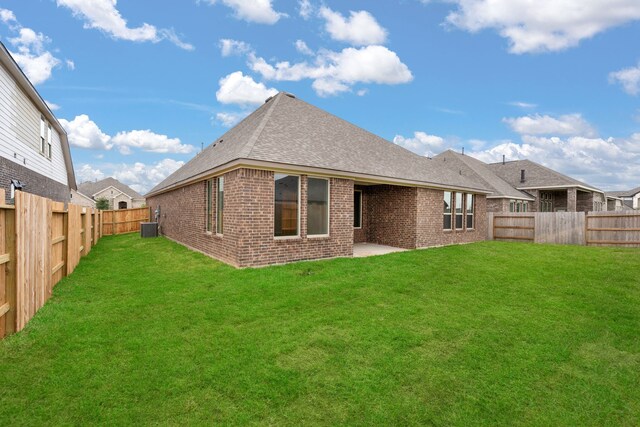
[243,93,282,159]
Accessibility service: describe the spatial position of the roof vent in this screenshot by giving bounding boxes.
[520,169,526,183]
[265,95,274,103]
[284,92,296,99]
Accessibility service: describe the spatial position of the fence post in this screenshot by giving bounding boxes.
[61,208,69,278]
[3,203,16,335]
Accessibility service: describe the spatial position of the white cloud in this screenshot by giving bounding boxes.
[319,7,387,46]
[111,130,194,155]
[216,71,278,106]
[66,59,75,70]
[509,101,537,109]
[356,88,368,96]
[444,0,640,54]
[0,8,16,24]
[202,0,285,24]
[60,114,112,150]
[299,0,313,20]
[393,132,446,157]
[45,100,61,111]
[76,159,185,193]
[215,111,247,127]
[56,0,193,49]
[249,45,412,96]
[61,114,194,154]
[503,114,596,137]
[4,25,62,85]
[295,40,313,56]
[219,39,251,57]
[609,62,640,95]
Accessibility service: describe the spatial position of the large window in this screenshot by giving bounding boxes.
[205,179,213,232]
[40,117,46,155]
[307,177,329,236]
[216,177,224,234]
[47,124,52,159]
[466,194,474,229]
[540,192,553,212]
[443,191,452,230]
[354,190,362,228]
[274,174,299,237]
[455,192,464,229]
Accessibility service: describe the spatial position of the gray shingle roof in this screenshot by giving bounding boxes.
[486,159,602,192]
[433,150,534,200]
[606,186,640,197]
[148,93,489,195]
[78,177,144,199]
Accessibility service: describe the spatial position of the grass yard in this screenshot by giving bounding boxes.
[1,235,639,425]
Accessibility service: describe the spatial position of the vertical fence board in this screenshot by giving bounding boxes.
[66,204,82,275]
[100,207,149,236]
[535,212,585,245]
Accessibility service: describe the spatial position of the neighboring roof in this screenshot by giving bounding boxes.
[148,92,490,196]
[0,42,77,190]
[433,150,534,200]
[486,159,603,193]
[78,177,144,199]
[606,186,640,198]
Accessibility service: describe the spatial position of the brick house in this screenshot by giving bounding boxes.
[146,93,491,267]
[606,186,640,210]
[0,42,77,204]
[434,150,607,213]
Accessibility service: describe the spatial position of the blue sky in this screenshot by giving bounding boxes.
[1,0,640,193]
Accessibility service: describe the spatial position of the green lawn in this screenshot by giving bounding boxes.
[1,235,639,425]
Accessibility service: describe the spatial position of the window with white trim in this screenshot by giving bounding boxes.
[354,190,362,228]
[216,176,224,234]
[455,192,464,229]
[40,116,46,155]
[274,174,299,237]
[205,179,213,232]
[443,191,452,230]
[466,194,474,229]
[307,177,329,236]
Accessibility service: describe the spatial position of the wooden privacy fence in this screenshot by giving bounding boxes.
[0,190,101,339]
[489,212,640,247]
[101,207,150,235]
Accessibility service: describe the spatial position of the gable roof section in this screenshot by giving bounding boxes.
[433,150,534,200]
[78,177,144,199]
[149,93,489,196]
[606,186,640,198]
[486,159,603,193]
[0,42,77,190]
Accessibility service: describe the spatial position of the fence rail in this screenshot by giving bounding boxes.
[0,190,101,338]
[489,211,640,247]
[101,207,150,236]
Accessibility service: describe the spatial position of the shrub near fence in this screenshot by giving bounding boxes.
[489,211,640,247]
[0,190,101,338]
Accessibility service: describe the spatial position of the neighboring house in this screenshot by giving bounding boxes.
[0,42,77,204]
[70,189,97,208]
[434,150,535,213]
[486,159,606,213]
[78,177,145,210]
[606,186,640,210]
[146,92,491,268]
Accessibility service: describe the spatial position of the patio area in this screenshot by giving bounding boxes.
[353,242,406,258]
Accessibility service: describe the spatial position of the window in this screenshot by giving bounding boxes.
[205,179,213,232]
[509,200,515,212]
[455,192,464,229]
[40,117,46,155]
[216,177,224,234]
[354,190,362,228]
[118,201,127,209]
[47,124,52,158]
[443,191,452,230]
[307,177,329,235]
[466,194,474,229]
[274,174,299,237]
[516,201,521,212]
[522,202,528,212]
[540,192,553,212]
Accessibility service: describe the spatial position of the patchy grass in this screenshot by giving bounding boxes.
[1,235,639,425]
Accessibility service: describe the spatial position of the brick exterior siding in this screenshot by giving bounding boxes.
[148,167,488,267]
[1,157,70,204]
[486,198,509,213]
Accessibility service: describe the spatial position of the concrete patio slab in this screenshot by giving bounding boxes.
[353,243,407,258]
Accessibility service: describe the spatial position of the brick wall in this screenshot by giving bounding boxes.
[577,191,595,212]
[487,198,509,213]
[1,157,69,204]
[365,185,417,249]
[416,188,487,248]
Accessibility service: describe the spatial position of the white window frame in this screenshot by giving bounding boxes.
[466,194,474,230]
[47,124,52,159]
[40,116,46,155]
[274,173,301,239]
[455,192,464,230]
[205,179,213,233]
[216,176,224,235]
[307,176,330,237]
[443,191,452,231]
[354,189,363,229]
